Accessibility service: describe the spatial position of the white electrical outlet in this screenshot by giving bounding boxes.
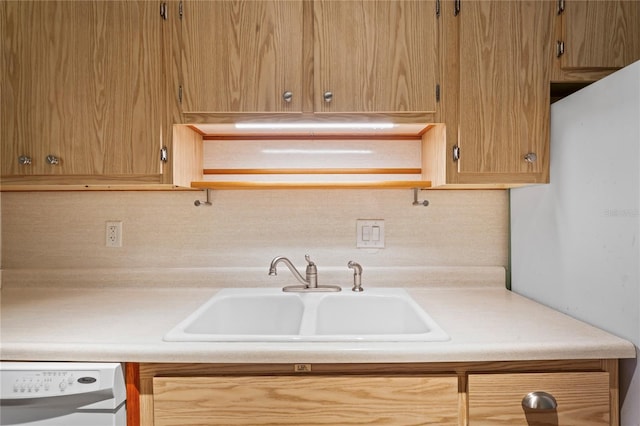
[105,221,123,247]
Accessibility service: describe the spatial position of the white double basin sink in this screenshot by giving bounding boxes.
[163,288,449,342]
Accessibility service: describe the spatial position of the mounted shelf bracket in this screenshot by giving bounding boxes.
[194,189,213,207]
[412,188,430,207]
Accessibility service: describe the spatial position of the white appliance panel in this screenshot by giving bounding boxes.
[511,61,640,425]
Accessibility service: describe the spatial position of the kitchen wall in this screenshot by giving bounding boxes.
[0,189,508,289]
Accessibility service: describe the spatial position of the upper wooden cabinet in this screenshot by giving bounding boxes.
[1,1,166,185]
[177,1,304,113]
[176,0,438,115]
[313,0,438,113]
[426,0,554,186]
[4,0,636,190]
[456,0,552,182]
[553,0,640,81]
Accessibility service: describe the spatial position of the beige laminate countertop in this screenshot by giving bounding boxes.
[0,286,635,363]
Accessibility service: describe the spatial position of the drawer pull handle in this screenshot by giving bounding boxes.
[522,391,557,410]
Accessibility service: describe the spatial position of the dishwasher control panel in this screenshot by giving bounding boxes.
[0,362,126,425]
[1,369,101,397]
[0,362,125,402]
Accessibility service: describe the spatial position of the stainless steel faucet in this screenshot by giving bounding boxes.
[269,255,341,292]
[348,261,364,292]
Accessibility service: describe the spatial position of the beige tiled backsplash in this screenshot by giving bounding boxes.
[0,189,508,288]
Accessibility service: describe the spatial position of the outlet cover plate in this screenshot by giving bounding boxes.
[106,221,123,248]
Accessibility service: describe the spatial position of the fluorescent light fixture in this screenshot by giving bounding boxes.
[234,122,395,130]
[262,149,373,155]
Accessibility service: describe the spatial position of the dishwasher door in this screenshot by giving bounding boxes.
[0,362,126,426]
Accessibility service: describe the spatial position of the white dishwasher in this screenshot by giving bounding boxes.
[0,362,126,426]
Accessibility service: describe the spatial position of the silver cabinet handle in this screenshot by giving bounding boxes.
[282,91,293,103]
[323,91,333,103]
[524,152,538,163]
[452,145,460,162]
[521,391,557,410]
[18,155,32,165]
[46,155,60,165]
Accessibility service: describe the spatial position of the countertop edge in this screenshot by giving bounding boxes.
[1,286,637,364]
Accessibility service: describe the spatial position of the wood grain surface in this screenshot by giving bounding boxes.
[153,375,459,425]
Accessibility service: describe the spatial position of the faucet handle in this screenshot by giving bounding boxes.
[303,255,318,287]
[304,254,318,272]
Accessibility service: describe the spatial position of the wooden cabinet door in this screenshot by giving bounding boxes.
[455,0,553,184]
[1,1,71,176]
[558,0,640,70]
[71,1,163,177]
[468,372,611,425]
[1,1,163,178]
[313,0,438,113]
[153,375,459,425]
[178,1,303,113]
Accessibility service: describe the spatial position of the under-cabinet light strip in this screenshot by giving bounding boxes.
[234,122,395,130]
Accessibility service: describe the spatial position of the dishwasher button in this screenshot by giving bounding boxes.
[59,380,67,391]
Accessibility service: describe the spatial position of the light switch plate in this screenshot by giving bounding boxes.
[356,219,385,248]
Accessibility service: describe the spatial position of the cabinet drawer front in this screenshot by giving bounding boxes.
[468,372,610,426]
[153,375,458,425]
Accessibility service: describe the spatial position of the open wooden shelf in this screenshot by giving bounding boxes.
[191,180,431,190]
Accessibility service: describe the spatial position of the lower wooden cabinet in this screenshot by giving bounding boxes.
[468,372,611,425]
[153,375,458,426]
[133,360,618,426]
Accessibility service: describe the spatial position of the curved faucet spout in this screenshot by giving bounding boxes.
[269,256,311,287]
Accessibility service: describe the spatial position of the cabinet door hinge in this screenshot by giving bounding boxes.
[454,0,461,16]
[160,146,168,163]
[557,0,565,15]
[435,0,440,18]
[160,2,168,20]
[179,1,183,19]
[178,85,183,103]
[452,145,460,162]
[556,40,565,58]
[435,84,440,102]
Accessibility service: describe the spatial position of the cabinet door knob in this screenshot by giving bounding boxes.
[46,155,60,165]
[282,91,293,103]
[323,91,333,103]
[18,155,32,165]
[521,391,557,410]
[452,145,460,162]
[524,152,537,163]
